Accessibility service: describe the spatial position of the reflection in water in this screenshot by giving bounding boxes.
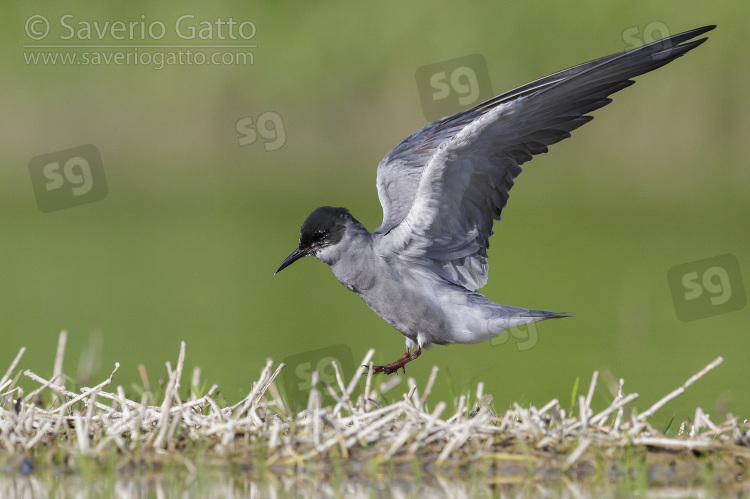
[1,469,747,499]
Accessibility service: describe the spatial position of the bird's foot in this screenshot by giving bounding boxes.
[364,345,422,375]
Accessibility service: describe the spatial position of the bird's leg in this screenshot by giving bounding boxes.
[365,345,422,375]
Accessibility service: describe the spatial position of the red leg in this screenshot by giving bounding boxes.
[364,345,422,375]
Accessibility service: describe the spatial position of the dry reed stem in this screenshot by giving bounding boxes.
[0,332,746,478]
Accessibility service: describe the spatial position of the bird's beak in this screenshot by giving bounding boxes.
[274,246,312,274]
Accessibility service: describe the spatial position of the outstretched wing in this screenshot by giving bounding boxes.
[375,25,714,290]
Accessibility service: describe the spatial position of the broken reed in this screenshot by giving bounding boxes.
[0,331,748,474]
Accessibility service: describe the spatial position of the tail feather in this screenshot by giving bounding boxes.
[522,309,570,319]
[486,306,569,341]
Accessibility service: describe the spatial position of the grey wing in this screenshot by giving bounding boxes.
[374,48,617,236]
[378,25,715,290]
[375,119,466,235]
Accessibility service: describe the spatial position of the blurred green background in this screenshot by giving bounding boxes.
[2,2,747,426]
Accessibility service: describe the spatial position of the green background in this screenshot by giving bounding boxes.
[2,2,747,427]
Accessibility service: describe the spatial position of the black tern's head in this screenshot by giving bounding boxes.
[275,206,351,274]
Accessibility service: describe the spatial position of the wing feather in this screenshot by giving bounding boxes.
[375,26,715,290]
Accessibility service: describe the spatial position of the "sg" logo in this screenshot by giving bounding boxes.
[415,54,493,122]
[236,112,286,151]
[281,344,356,411]
[29,144,107,212]
[668,254,746,321]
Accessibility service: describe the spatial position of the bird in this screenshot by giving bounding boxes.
[275,26,715,374]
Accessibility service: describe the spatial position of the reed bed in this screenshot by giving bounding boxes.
[0,331,747,490]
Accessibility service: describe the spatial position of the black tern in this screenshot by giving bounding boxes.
[276,26,715,374]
